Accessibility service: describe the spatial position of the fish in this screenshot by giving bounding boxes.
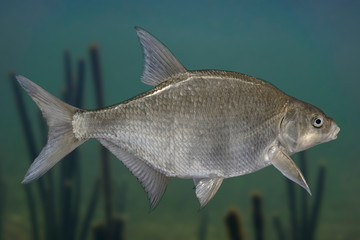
[16,27,340,209]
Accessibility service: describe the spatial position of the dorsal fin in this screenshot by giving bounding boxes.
[135,26,187,86]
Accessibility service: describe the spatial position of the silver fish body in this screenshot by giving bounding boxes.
[74,70,289,178]
[16,27,340,209]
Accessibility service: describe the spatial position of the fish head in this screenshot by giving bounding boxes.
[279,101,340,154]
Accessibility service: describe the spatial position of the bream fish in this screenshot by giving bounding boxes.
[16,27,340,208]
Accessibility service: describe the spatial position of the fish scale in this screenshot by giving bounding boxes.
[16,27,339,209]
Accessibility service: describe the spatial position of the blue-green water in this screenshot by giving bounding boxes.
[0,0,359,239]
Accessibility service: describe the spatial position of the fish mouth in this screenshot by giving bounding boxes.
[329,123,340,140]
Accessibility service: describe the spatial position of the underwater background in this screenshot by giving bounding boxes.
[0,0,359,239]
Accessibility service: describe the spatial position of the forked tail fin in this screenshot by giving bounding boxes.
[16,76,86,183]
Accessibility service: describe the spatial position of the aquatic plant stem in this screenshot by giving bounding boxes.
[60,50,77,240]
[36,106,59,240]
[23,187,39,240]
[277,152,327,240]
[79,178,101,240]
[70,58,86,238]
[60,52,87,240]
[299,151,309,240]
[198,211,208,240]
[75,59,86,108]
[287,179,299,240]
[64,49,74,100]
[251,192,264,240]
[89,44,105,107]
[112,217,125,240]
[89,44,113,240]
[308,163,326,240]
[116,182,128,214]
[10,72,43,240]
[224,207,245,240]
[272,213,286,240]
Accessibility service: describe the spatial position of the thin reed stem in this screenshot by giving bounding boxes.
[89,44,113,240]
[79,179,101,240]
[10,72,41,240]
[299,152,309,240]
[308,163,326,240]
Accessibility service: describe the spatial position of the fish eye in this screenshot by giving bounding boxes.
[312,116,323,128]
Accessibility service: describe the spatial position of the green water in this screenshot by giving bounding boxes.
[0,0,359,239]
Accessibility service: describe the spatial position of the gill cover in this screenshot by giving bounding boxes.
[279,108,299,154]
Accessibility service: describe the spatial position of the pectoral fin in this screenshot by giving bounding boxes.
[194,178,223,208]
[269,147,311,195]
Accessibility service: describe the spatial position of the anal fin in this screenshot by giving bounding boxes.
[194,178,223,208]
[269,146,311,195]
[98,139,170,209]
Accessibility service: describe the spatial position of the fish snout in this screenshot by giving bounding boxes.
[329,120,340,140]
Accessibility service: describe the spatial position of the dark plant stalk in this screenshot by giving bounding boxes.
[251,192,264,240]
[75,59,86,108]
[116,182,128,214]
[287,180,298,240]
[79,179,101,240]
[198,211,208,240]
[37,109,58,237]
[224,207,245,240]
[64,50,74,101]
[10,72,41,240]
[60,50,77,240]
[308,163,326,240]
[92,222,106,240]
[24,186,39,240]
[70,58,86,238]
[89,44,104,107]
[35,82,59,240]
[299,151,308,240]
[272,213,286,240]
[112,217,125,240]
[60,52,87,240]
[277,152,327,240]
[89,44,113,240]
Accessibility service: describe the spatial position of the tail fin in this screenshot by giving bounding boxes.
[16,76,86,183]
